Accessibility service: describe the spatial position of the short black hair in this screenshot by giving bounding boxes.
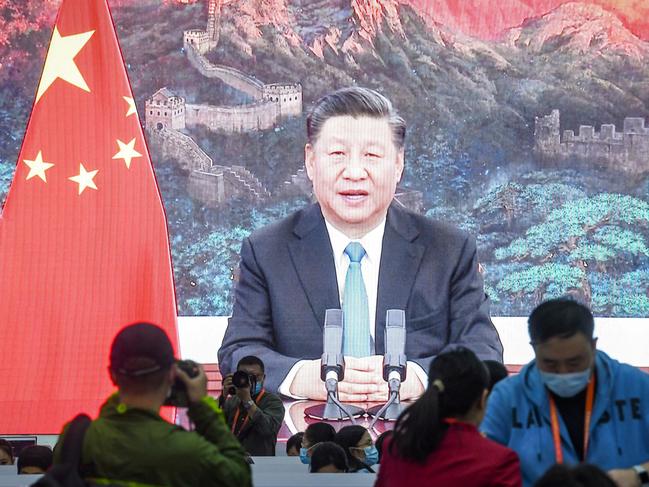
[0,439,13,464]
[310,442,348,473]
[528,298,595,344]
[483,360,508,392]
[304,422,336,445]
[17,445,53,474]
[534,464,616,487]
[286,432,304,455]
[237,356,265,372]
[374,430,393,464]
[306,87,406,148]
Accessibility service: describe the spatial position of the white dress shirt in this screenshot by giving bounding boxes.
[278,218,426,398]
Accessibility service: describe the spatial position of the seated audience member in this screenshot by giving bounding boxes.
[286,432,304,457]
[375,430,393,464]
[300,422,337,465]
[220,356,285,456]
[0,439,13,465]
[17,445,53,474]
[376,348,522,487]
[53,323,251,487]
[334,425,377,473]
[484,360,508,392]
[534,464,617,487]
[310,442,349,473]
[482,298,649,487]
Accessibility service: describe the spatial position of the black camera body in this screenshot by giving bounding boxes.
[228,370,257,396]
[164,359,199,408]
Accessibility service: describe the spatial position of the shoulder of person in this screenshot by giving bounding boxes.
[247,204,314,245]
[599,350,649,389]
[391,205,471,244]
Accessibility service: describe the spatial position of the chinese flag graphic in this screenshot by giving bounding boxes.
[0,0,178,433]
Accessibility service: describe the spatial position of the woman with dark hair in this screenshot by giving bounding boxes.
[0,439,13,465]
[333,425,377,473]
[309,442,349,473]
[299,422,336,465]
[285,432,303,457]
[534,464,617,487]
[376,348,522,487]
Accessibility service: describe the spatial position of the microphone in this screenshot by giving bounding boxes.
[320,309,344,394]
[383,309,407,394]
[368,309,409,425]
[304,309,364,422]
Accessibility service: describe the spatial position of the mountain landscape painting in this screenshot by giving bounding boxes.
[2,0,649,318]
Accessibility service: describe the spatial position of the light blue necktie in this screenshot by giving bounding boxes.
[342,242,371,357]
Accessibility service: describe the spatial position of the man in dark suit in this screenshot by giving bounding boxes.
[218,87,502,402]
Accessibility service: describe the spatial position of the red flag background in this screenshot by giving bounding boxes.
[0,0,178,433]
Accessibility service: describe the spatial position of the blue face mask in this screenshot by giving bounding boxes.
[363,446,379,466]
[539,368,592,398]
[299,447,311,465]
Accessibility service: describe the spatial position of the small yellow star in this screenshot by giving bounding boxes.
[36,27,95,103]
[123,96,137,117]
[68,163,98,195]
[112,138,142,169]
[23,151,55,182]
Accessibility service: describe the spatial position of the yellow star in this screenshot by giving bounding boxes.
[23,151,55,182]
[68,163,98,195]
[112,138,142,169]
[123,96,137,117]
[36,26,95,103]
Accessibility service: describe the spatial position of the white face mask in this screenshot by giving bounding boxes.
[539,368,592,397]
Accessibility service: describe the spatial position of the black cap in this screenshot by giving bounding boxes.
[110,323,175,376]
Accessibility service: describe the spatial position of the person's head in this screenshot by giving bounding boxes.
[305,87,406,238]
[309,442,349,473]
[529,298,597,398]
[236,356,265,396]
[391,347,490,463]
[16,445,53,475]
[374,430,393,464]
[300,422,336,464]
[286,432,304,457]
[484,360,508,393]
[534,463,617,487]
[334,425,377,472]
[0,439,13,465]
[109,322,177,403]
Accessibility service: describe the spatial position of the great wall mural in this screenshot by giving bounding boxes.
[1,0,649,317]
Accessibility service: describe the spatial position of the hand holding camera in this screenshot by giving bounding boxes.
[223,370,257,403]
[167,360,206,407]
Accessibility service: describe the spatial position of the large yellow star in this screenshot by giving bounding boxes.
[123,96,137,117]
[36,26,95,103]
[23,151,55,182]
[68,163,98,195]
[112,138,142,169]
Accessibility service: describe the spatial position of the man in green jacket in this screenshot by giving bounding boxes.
[221,356,285,456]
[54,322,251,487]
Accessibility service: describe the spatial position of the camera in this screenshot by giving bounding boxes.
[164,359,199,407]
[228,370,257,396]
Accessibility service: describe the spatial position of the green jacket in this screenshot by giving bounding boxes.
[222,389,285,456]
[54,394,251,487]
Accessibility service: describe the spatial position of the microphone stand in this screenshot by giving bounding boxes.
[304,371,365,422]
[368,373,409,428]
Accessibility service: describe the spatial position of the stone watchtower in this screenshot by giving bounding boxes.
[534,109,561,156]
[145,88,186,131]
[206,0,222,51]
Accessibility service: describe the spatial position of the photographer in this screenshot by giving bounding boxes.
[53,323,251,487]
[220,356,285,456]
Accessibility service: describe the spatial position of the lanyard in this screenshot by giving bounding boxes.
[231,388,266,436]
[548,374,596,463]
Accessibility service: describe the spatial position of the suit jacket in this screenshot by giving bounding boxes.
[217,203,503,392]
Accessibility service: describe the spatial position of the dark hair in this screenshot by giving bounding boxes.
[390,347,489,463]
[528,298,595,344]
[333,425,374,473]
[309,442,349,473]
[534,464,617,487]
[304,422,336,446]
[0,439,13,464]
[484,360,508,392]
[237,355,265,373]
[17,445,53,474]
[306,87,406,148]
[374,430,393,464]
[286,432,304,455]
